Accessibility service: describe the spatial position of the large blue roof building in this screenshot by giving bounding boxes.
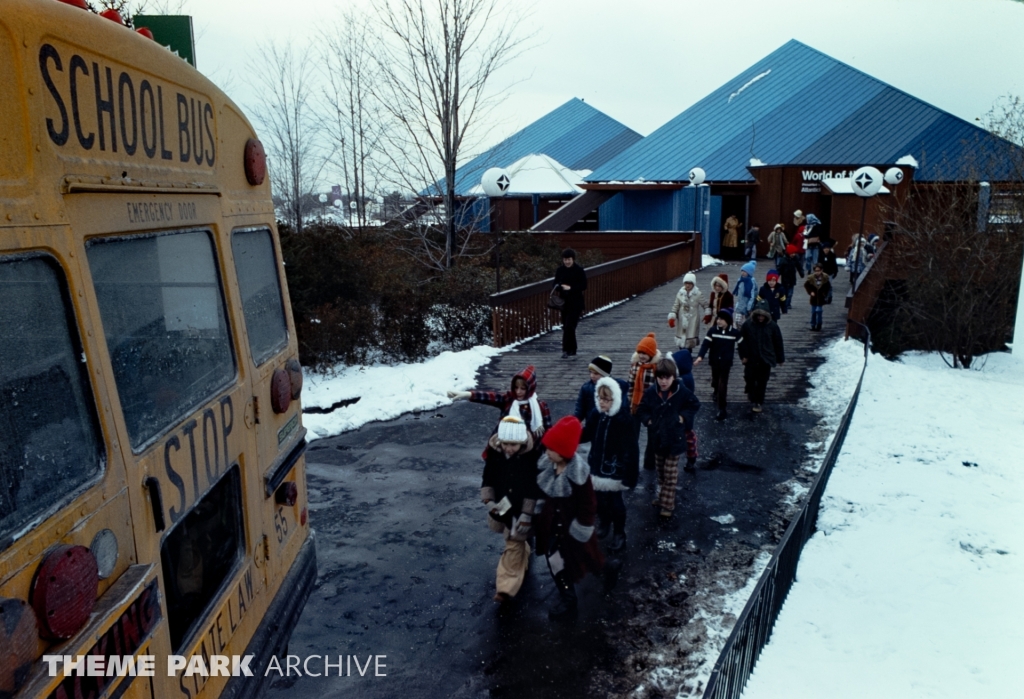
[541,40,1021,255]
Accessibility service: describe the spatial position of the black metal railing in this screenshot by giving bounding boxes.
[702,320,871,699]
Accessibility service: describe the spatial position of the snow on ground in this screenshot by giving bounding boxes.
[301,345,500,439]
[743,350,1024,699]
[702,255,725,267]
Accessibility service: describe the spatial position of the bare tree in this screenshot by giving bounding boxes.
[371,0,528,270]
[320,10,384,229]
[248,41,327,233]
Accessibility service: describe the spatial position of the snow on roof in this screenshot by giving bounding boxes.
[750,158,767,167]
[728,69,771,103]
[465,153,590,196]
[895,154,920,168]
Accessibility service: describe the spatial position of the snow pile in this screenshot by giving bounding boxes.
[702,254,726,268]
[743,351,1024,699]
[300,345,501,438]
[749,158,767,167]
[801,337,866,465]
[895,154,920,168]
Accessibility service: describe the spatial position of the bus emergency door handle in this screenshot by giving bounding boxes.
[144,477,166,532]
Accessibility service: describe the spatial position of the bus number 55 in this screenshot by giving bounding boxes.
[274,508,289,543]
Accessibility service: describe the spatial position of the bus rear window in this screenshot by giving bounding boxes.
[161,465,244,651]
[0,254,104,547]
[231,228,288,365]
[87,230,236,451]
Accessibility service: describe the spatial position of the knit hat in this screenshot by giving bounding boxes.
[712,273,729,290]
[793,209,804,219]
[636,332,658,357]
[785,244,800,255]
[588,355,613,377]
[542,416,582,460]
[717,308,734,324]
[497,415,528,444]
[766,270,779,282]
[683,272,697,285]
[741,260,757,277]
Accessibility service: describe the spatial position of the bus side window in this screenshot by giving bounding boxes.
[0,254,105,546]
[87,230,236,452]
[230,228,288,366]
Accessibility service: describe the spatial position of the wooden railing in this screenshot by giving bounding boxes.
[845,240,888,336]
[490,236,701,347]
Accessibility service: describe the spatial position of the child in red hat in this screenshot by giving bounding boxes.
[536,416,605,620]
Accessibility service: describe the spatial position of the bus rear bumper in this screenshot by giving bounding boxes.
[222,531,317,698]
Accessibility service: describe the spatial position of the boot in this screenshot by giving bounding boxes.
[684,457,697,472]
[715,409,728,421]
[549,572,577,621]
[596,518,611,539]
[602,557,622,592]
[608,528,627,553]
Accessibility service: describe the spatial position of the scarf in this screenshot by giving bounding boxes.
[630,362,656,413]
[512,394,543,433]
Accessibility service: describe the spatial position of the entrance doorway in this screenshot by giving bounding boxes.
[719,194,748,260]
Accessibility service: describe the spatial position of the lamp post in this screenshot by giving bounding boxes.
[318,193,327,224]
[688,167,706,254]
[481,167,511,292]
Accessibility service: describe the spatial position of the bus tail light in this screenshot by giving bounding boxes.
[30,545,99,641]
[244,139,267,186]
[275,482,298,507]
[57,0,90,9]
[286,358,303,399]
[136,27,155,40]
[0,597,37,695]
[271,368,291,414]
[300,508,308,526]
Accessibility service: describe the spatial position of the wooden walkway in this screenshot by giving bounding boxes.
[478,260,851,406]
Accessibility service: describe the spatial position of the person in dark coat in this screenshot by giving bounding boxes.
[574,355,630,424]
[636,359,701,518]
[481,417,542,603]
[804,263,833,331]
[694,308,742,421]
[580,378,638,552]
[739,301,785,413]
[744,224,761,260]
[757,270,786,320]
[448,365,552,441]
[778,244,804,312]
[670,348,696,394]
[536,416,605,621]
[553,248,588,358]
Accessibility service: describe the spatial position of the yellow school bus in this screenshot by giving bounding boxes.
[0,1,315,697]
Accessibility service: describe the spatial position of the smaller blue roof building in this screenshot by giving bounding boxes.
[432,98,643,197]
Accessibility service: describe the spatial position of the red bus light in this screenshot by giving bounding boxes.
[57,0,90,9]
[136,27,155,40]
[30,545,99,640]
[271,368,291,414]
[286,358,303,399]
[99,9,123,24]
[244,138,267,186]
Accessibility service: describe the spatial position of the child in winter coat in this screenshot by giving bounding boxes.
[732,260,757,326]
[574,355,630,424]
[804,263,832,331]
[739,301,785,413]
[820,240,838,305]
[580,378,638,552]
[448,365,552,440]
[757,270,786,320]
[481,416,542,603]
[778,244,804,313]
[668,272,704,350]
[767,224,788,267]
[671,348,697,394]
[846,234,871,284]
[629,333,662,471]
[636,359,701,518]
[536,416,605,620]
[694,308,742,421]
[744,224,761,260]
[703,274,735,329]
[802,213,825,274]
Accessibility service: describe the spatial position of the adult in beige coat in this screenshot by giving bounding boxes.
[667,272,705,350]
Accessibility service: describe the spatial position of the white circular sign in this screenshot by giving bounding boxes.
[884,167,904,186]
[349,200,358,210]
[851,166,884,197]
[688,167,706,186]
[481,167,511,197]
[318,193,328,203]
[333,199,342,208]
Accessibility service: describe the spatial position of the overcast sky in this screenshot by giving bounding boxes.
[177,0,1024,174]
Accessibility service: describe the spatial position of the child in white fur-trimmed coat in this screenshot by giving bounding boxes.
[668,272,705,350]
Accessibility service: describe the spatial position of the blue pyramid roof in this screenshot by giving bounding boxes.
[586,40,1020,183]
[435,98,643,196]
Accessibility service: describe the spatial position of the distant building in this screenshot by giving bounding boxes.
[541,40,1022,256]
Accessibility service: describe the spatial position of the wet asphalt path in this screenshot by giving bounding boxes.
[268,263,849,698]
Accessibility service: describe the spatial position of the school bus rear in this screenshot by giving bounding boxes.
[0,1,315,697]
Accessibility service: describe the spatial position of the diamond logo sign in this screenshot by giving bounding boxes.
[497,174,510,192]
[850,166,884,197]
